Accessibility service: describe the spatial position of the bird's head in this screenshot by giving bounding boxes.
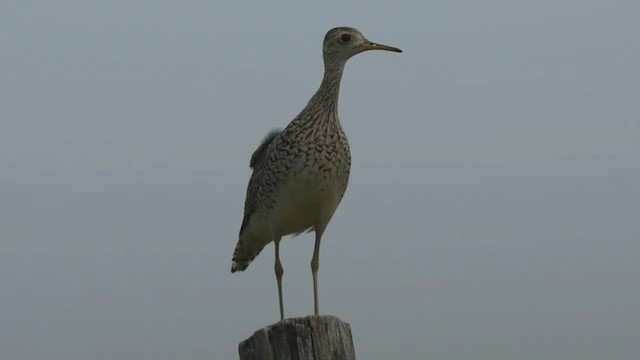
[322,27,402,64]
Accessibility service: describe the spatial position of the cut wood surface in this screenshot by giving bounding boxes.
[238,315,356,360]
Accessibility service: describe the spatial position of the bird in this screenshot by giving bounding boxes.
[231,27,402,321]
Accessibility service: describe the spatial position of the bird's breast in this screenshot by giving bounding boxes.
[266,134,351,236]
[292,137,351,189]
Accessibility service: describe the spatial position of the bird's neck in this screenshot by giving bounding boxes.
[304,60,346,116]
[286,60,347,134]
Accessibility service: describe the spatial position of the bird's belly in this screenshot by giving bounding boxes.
[270,171,347,237]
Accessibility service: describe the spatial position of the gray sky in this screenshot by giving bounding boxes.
[1,1,639,359]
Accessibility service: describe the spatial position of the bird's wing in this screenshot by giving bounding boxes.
[232,129,285,271]
[250,128,282,169]
[239,128,282,236]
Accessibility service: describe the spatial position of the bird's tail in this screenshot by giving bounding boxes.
[230,234,267,273]
[231,251,252,272]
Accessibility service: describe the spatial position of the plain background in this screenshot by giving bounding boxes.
[1,1,639,359]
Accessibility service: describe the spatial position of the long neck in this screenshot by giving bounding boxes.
[303,59,346,118]
[284,58,347,136]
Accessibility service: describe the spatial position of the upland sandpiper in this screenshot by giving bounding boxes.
[231,27,402,320]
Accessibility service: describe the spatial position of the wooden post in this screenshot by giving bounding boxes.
[238,315,356,360]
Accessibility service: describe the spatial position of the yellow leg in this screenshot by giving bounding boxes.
[274,238,284,320]
[311,232,322,315]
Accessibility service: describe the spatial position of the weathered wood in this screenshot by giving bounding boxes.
[238,315,356,360]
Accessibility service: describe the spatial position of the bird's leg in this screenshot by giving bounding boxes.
[274,237,284,321]
[311,231,322,316]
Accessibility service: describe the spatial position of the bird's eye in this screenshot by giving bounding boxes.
[340,34,351,43]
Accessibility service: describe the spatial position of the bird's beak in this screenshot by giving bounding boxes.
[359,41,403,53]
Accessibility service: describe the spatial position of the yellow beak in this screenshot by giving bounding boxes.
[359,41,403,53]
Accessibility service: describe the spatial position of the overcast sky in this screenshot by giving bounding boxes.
[1,1,639,359]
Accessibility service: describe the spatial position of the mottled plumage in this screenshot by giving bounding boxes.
[230,27,401,320]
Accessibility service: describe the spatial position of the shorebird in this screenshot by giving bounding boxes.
[231,27,402,320]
